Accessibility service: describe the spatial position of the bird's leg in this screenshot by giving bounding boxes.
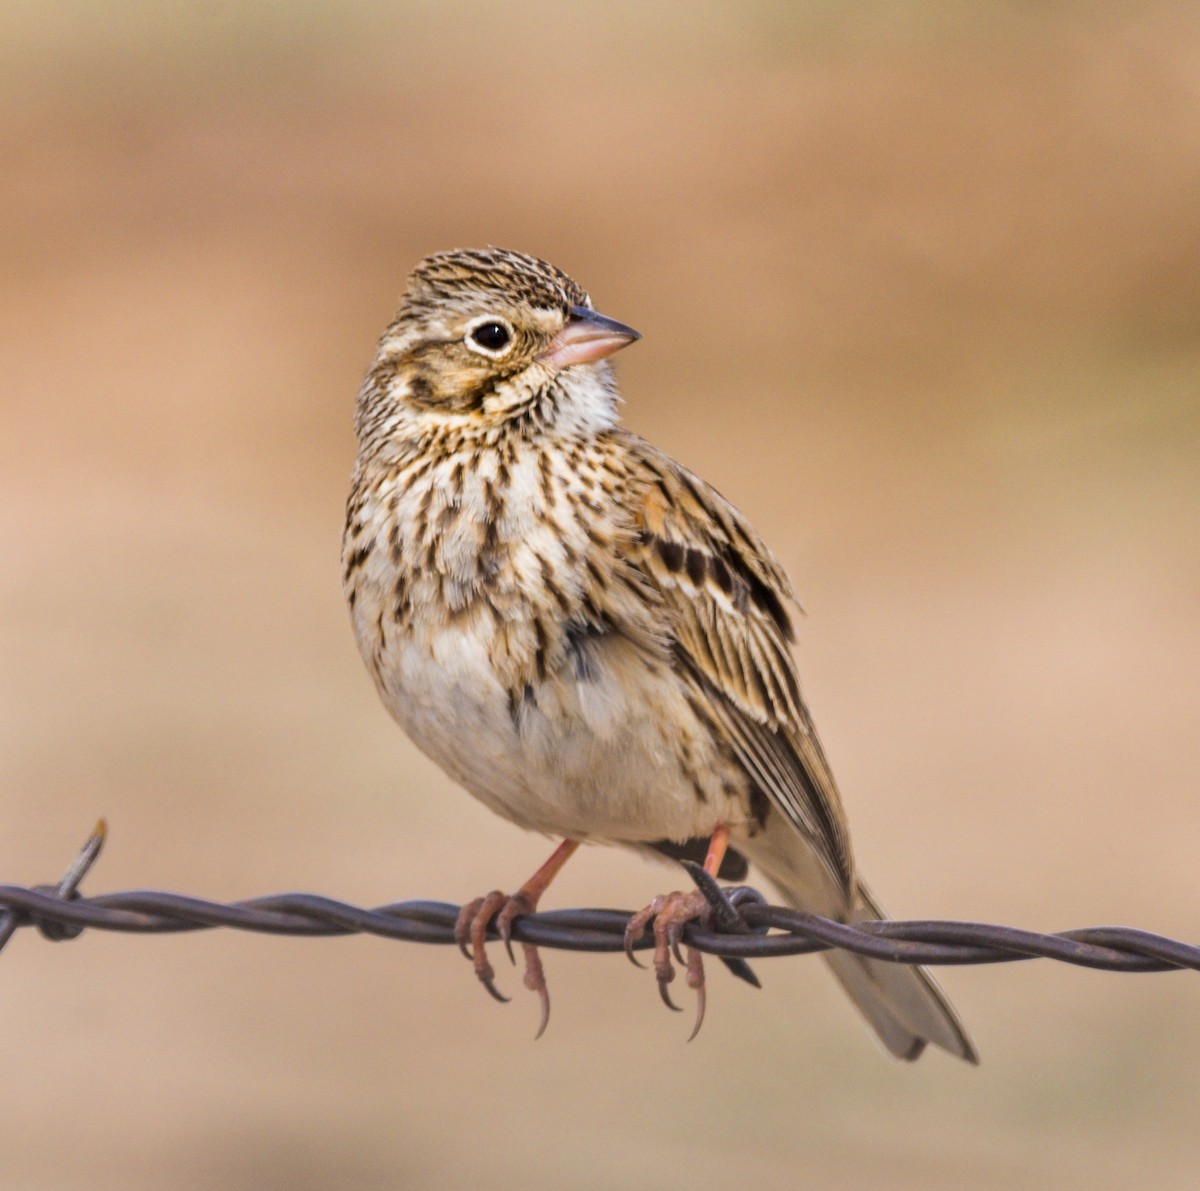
[703,824,731,877]
[624,824,730,1040]
[453,838,580,1038]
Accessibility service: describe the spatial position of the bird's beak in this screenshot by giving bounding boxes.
[537,305,641,371]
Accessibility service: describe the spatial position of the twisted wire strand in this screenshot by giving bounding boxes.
[1,824,1197,974]
[2,884,1199,973]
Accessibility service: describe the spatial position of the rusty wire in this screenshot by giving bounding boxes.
[2,822,1199,979]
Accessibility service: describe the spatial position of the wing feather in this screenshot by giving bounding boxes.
[623,436,854,893]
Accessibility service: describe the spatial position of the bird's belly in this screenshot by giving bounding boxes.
[374,620,746,843]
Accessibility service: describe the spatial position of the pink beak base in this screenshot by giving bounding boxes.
[538,306,641,371]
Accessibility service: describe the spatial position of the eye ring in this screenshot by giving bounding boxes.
[465,316,515,357]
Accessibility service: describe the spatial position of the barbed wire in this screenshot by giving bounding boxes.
[3,821,1199,979]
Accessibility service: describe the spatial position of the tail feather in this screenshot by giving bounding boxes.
[824,883,978,1064]
[742,834,978,1063]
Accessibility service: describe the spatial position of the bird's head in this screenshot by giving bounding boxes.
[358,248,640,442]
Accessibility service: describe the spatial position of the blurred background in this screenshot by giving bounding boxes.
[2,2,1199,1187]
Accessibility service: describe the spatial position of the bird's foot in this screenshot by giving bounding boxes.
[454,890,552,1038]
[624,889,711,1041]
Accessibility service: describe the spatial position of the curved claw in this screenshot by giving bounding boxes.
[658,976,682,1012]
[668,921,689,970]
[535,989,552,1037]
[533,979,551,1040]
[478,967,512,1005]
[519,941,551,1040]
[686,982,706,1042]
[624,901,662,969]
[497,913,517,967]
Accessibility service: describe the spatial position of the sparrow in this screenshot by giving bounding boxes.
[342,247,976,1061]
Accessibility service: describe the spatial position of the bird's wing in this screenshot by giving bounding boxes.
[623,436,854,894]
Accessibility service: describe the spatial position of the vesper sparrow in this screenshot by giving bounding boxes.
[342,247,976,1061]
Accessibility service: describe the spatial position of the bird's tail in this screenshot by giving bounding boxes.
[743,839,978,1063]
[820,882,977,1063]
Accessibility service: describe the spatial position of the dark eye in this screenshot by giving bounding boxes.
[468,321,512,353]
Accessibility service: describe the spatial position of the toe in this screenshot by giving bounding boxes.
[629,890,715,1032]
[467,890,511,1003]
[454,896,485,961]
[685,947,707,1042]
[520,942,551,1039]
[625,895,669,968]
[496,891,535,966]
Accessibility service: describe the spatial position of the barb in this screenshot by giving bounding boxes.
[0,819,106,956]
[1,824,1199,975]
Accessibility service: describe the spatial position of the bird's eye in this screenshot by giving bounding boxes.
[466,319,513,355]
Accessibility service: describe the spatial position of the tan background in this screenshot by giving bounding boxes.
[3,3,1199,1188]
